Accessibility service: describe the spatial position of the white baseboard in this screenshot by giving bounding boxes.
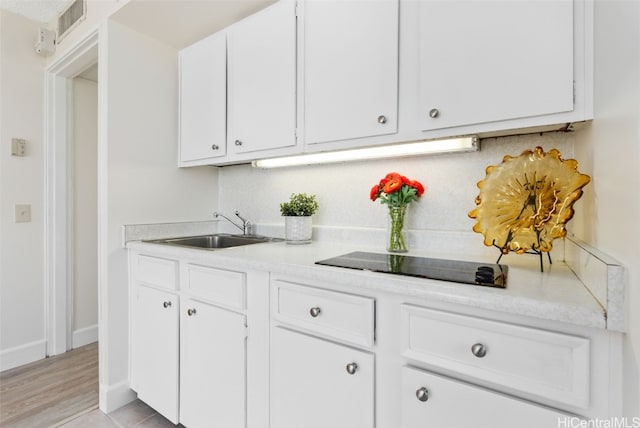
[99,379,137,413]
[0,339,47,372]
[72,324,98,348]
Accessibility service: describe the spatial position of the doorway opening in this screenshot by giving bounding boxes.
[44,30,99,357]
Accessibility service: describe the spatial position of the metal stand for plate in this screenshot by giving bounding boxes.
[493,243,552,273]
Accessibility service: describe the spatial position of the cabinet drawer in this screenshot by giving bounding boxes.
[132,254,178,290]
[272,281,375,347]
[401,305,589,408]
[401,366,569,428]
[183,264,246,310]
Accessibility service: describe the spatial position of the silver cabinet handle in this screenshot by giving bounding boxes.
[187,308,197,316]
[429,108,440,118]
[377,115,387,124]
[416,387,429,402]
[163,301,172,308]
[471,343,487,358]
[211,144,219,150]
[309,307,321,318]
[345,362,358,375]
[234,140,243,146]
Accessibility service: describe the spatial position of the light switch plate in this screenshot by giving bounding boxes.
[15,204,31,223]
[11,139,26,156]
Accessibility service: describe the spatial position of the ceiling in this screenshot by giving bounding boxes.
[0,0,70,23]
[110,0,276,49]
[0,0,276,50]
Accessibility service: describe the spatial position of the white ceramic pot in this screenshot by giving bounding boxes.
[284,216,312,244]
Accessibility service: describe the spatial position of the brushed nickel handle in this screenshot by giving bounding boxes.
[377,115,387,124]
[416,387,429,402]
[163,301,172,308]
[235,140,243,146]
[346,362,358,375]
[187,308,197,316]
[429,108,440,118]
[471,343,487,358]
[309,307,321,318]
[211,144,219,150]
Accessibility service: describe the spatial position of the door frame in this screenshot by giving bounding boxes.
[44,30,99,356]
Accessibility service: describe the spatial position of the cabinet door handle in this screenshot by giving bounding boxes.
[416,387,429,402]
[309,307,321,318]
[429,108,440,118]
[211,144,219,150]
[345,362,358,375]
[377,115,387,124]
[162,301,172,309]
[471,343,487,358]
[187,308,197,316]
[234,140,243,146]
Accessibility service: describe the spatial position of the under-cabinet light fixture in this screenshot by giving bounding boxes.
[251,136,479,168]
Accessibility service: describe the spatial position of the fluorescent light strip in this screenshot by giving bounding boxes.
[252,136,479,168]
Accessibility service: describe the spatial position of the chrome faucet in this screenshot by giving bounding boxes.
[214,211,253,235]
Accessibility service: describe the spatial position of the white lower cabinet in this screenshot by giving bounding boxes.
[179,298,247,428]
[270,327,375,428]
[129,249,616,427]
[132,285,179,424]
[401,366,568,428]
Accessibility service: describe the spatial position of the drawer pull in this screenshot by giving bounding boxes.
[309,307,322,318]
[345,362,358,375]
[429,108,440,118]
[471,343,487,358]
[162,301,172,309]
[416,387,429,402]
[377,115,387,124]
[187,308,197,316]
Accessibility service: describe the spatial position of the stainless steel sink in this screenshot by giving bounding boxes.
[145,233,282,250]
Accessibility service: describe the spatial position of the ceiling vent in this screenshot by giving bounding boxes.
[57,0,86,42]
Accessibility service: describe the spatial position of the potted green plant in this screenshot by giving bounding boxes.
[280,193,319,244]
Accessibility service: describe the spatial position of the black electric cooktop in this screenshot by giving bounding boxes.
[315,251,507,288]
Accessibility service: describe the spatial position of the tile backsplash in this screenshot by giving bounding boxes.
[219,132,577,247]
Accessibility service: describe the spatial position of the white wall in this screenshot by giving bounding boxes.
[99,19,217,411]
[0,11,47,370]
[73,77,98,347]
[573,1,640,416]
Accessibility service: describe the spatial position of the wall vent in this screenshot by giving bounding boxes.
[57,0,86,42]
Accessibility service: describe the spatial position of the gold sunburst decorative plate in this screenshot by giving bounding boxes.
[469,146,591,255]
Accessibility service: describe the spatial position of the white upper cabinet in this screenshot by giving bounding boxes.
[227,0,297,156]
[179,31,227,164]
[418,0,574,131]
[302,0,399,145]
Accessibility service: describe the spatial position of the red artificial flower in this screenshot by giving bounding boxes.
[382,176,403,194]
[410,180,425,196]
[369,184,381,201]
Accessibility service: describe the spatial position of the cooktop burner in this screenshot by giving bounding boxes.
[315,251,507,288]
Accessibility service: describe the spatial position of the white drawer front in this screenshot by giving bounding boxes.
[133,254,178,290]
[184,264,246,310]
[272,281,375,347]
[401,305,590,408]
[401,366,569,428]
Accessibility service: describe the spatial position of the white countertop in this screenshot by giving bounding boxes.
[128,238,612,331]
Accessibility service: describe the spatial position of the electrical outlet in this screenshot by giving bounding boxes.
[11,139,26,157]
[14,204,31,223]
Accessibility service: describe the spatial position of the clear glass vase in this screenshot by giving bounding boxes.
[387,205,408,253]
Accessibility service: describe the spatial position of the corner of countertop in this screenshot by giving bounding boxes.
[563,236,626,332]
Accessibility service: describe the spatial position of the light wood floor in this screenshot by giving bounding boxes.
[0,342,98,427]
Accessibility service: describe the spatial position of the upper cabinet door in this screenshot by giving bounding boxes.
[303,0,399,145]
[419,0,574,131]
[227,0,297,155]
[179,31,227,163]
